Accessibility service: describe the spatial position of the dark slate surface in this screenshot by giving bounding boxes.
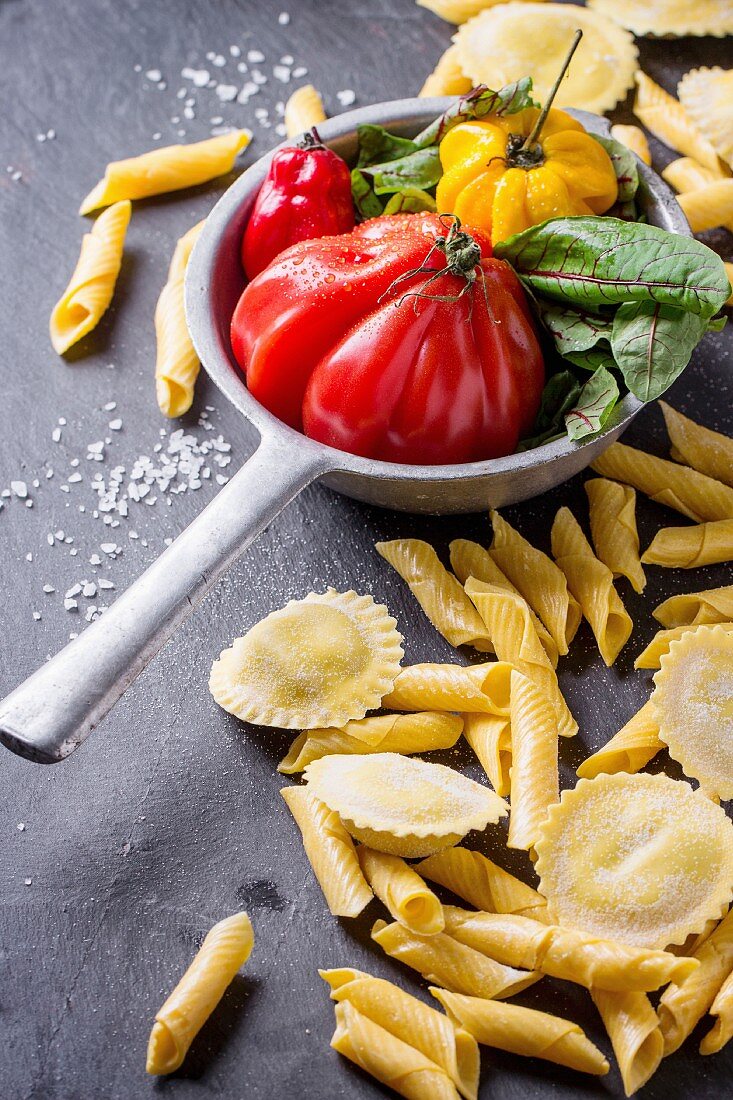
[1,1,731,1097]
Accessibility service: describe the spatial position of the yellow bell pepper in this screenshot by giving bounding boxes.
[436,106,618,245]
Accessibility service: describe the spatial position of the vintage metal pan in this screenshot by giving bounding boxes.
[0,97,688,764]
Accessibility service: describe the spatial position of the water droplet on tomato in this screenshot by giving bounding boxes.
[324,272,336,284]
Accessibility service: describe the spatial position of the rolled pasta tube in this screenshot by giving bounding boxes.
[633,72,722,173]
[592,441,733,522]
[450,538,558,665]
[155,220,205,417]
[146,911,254,1075]
[658,909,733,1055]
[462,713,511,796]
[441,907,697,993]
[507,671,559,853]
[419,45,473,97]
[371,919,541,1000]
[576,701,663,779]
[284,84,326,138]
[49,200,131,355]
[331,1000,462,1100]
[610,124,651,166]
[376,539,493,651]
[551,507,632,667]
[653,584,733,627]
[465,579,577,737]
[278,712,463,774]
[642,519,733,569]
[417,846,549,922]
[585,478,646,594]
[321,967,479,1100]
[635,623,733,669]
[591,989,663,1096]
[432,988,609,1076]
[660,401,733,488]
[358,847,444,935]
[678,181,733,233]
[489,510,581,654]
[280,786,372,918]
[662,157,723,193]
[382,662,512,716]
[700,968,733,1055]
[79,130,251,214]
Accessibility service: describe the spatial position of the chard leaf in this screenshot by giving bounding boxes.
[495,217,731,319]
[517,370,582,450]
[351,168,383,219]
[538,303,613,355]
[565,366,620,441]
[564,346,615,372]
[592,135,639,204]
[383,187,437,214]
[413,78,538,148]
[356,124,418,168]
[363,147,442,194]
[610,301,708,402]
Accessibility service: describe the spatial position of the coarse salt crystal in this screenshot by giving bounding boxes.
[109,419,122,430]
[215,84,238,102]
[247,49,265,63]
[278,12,290,25]
[11,480,27,498]
[337,89,356,107]
[145,69,162,82]
[42,584,55,594]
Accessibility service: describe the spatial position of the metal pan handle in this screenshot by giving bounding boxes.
[0,435,326,763]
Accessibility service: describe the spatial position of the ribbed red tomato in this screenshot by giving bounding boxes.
[231,213,545,465]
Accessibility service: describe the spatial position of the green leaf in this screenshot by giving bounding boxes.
[708,314,728,333]
[495,217,732,319]
[413,78,538,149]
[351,168,383,220]
[517,370,582,450]
[564,346,615,372]
[538,303,613,356]
[610,301,708,402]
[363,147,442,195]
[591,134,639,204]
[383,188,437,214]
[356,124,418,168]
[565,367,620,441]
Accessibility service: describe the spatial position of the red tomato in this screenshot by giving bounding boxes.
[231,213,545,465]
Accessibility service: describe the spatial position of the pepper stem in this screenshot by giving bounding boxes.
[520,29,583,155]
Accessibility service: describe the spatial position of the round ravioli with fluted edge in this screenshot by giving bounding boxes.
[535,773,733,949]
[209,589,403,729]
[454,3,638,115]
[652,625,733,801]
[304,752,508,858]
[588,0,733,38]
[678,67,733,169]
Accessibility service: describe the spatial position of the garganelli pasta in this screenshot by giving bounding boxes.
[371,918,541,1000]
[419,45,473,97]
[635,623,733,669]
[658,909,733,1055]
[146,911,254,1075]
[488,510,581,655]
[50,200,131,355]
[551,506,632,667]
[592,441,733,522]
[432,987,609,1076]
[465,578,577,737]
[79,130,251,214]
[653,584,733,627]
[417,845,549,921]
[441,907,696,992]
[701,967,733,1055]
[585,478,646,593]
[155,219,205,417]
[507,670,559,853]
[576,701,663,779]
[662,156,724,193]
[461,713,511,796]
[331,1000,463,1100]
[590,989,663,1096]
[284,84,327,138]
[449,538,558,664]
[642,519,733,569]
[321,967,480,1100]
[678,181,733,233]
[278,712,463,774]
[382,662,512,716]
[376,539,493,651]
[633,71,721,171]
[281,786,373,917]
[660,401,733,488]
[610,124,651,166]
[357,846,445,935]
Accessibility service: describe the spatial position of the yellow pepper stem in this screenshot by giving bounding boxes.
[516,29,584,165]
